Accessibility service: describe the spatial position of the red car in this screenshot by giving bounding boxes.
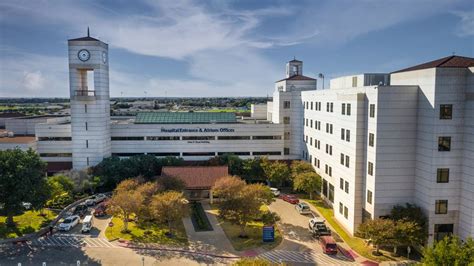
[93,201,108,217]
[320,235,338,255]
[279,194,299,204]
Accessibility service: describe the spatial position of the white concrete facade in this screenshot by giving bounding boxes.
[302,64,474,242]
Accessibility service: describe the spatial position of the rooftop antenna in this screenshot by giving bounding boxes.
[87,27,90,37]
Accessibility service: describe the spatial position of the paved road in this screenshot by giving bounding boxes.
[266,198,357,265]
[29,234,117,248]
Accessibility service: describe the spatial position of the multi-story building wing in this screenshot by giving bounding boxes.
[302,56,474,242]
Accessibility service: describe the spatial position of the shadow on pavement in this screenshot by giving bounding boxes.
[0,245,101,266]
[131,247,234,265]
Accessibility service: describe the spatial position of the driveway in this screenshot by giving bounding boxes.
[266,198,357,265]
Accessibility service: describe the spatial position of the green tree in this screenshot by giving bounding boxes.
[0,149,47,226]
[292,172,322,199]
[421,236,474,266]
[290,160,314,178]
[46,174,75,208]
[208,154,243,176]
[392,219,423,255]
[150,191,188,235]
[356,218,396,254]
[261,158,290,187]
[213,176,273,237]
[241,158,265,181]
[233,258,281,266]
[390,203,427,244]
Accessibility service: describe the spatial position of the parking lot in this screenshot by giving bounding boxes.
[267,198,357,265]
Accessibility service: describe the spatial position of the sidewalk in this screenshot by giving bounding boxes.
[182,201,238,257]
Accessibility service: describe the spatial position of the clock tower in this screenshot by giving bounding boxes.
[68,31,111,169]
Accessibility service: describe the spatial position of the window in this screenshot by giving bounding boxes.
[306,119,308,126]
[340,153,345,165]
[345,181,349,193]
[317,121,321,130]
[367,190,373,204]
[253,136,282,140]
[344,206,349,219]
[85,122,88,131]
[434,224,454,241]
[345,155,350,167]
[183,136,215,140]
[218,136,251,140]
[352,76,357,87]
[284,132,291,140]
[284,101,291,109]
[440,104,452,119]
[284,148,290,155]
[342,103,346,115]
[326,144,332,155]
[340,178,344,190]
[368,162,374,176]
[435,200,448,214]
[369,104,375,118]
[310,137,313,145]
[86,140,88,148]
[328,166,332,176]
[87,157,89,166]
[112,136,145,141]
[39,153,72,157]
[218,152,251,156]
[253,151,282,156]
[317,140,320,149]
[330,103,334,112]
[284,116,290,124]
[183,152,216,156]
[84,104,87,113]
[438,137,451,151]
[147,136,180,141]
[311,102,313,110]
[310,120,313,128]
[38,137,72,141]
[339,203,343,214]
[437,168,449,183]
[347,104,351,115]
[328,184,334,202]
[346,130,350,142]
[369,133,375,147]
[149,152,180,157]
[341,128,345,140]
[326,102,330,112]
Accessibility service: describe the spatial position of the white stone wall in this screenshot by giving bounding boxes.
[251,104,268,119]
[68,39,111,169]
[5,117,50,135]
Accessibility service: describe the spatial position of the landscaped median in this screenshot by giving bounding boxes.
[105,216,188,246]
[0,209,57,239]
[305,197,397,262]
[209,205,282,251]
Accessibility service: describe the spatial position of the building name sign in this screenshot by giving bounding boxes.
[160,128,235,133]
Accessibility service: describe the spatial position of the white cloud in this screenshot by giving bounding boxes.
[452,11,474,37]
[21,71,45,91]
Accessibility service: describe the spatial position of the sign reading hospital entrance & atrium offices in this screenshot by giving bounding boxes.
[160,128,235,133]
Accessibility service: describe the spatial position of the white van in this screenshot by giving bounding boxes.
[81,215,93,233]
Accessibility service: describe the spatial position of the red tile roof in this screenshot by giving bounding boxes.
[0,136,36,143]
[161,166,229,190]
[392,55,474,73]
[276,75,316,82]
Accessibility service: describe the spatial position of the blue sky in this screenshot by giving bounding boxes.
[0,0,473,97]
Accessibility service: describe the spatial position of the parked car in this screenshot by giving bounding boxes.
[308,217,326,231]
[279,194,299,204]
[59,215,80,231]
[270,187,280,197]
[311,224,332,239]
[93,201,108,217]
[85,199,95,206]
[320,235,338,255]
[81,215,93,233]
[295,202,312,214]
[73,203,88,217]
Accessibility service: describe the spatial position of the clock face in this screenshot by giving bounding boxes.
[78,49,90,62]
[102,51,107,64]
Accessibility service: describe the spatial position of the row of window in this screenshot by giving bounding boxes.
[38,137,72,141]
[112,151,284,157]
[340,153,350,168]
[303,101,353,116]
[110,135,283,141]
[339,178,349,194]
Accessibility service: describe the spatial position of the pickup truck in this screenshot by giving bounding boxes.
[310,223,332,239]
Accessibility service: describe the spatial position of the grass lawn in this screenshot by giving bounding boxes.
[0,209,57,239]
[305,198,399,262]
[105,216,187,246]
[209,205,282,251]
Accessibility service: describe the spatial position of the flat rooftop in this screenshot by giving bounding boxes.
[0,136,36,143]
[135,112,237,124]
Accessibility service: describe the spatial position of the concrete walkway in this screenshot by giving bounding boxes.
[182,202,237,257]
